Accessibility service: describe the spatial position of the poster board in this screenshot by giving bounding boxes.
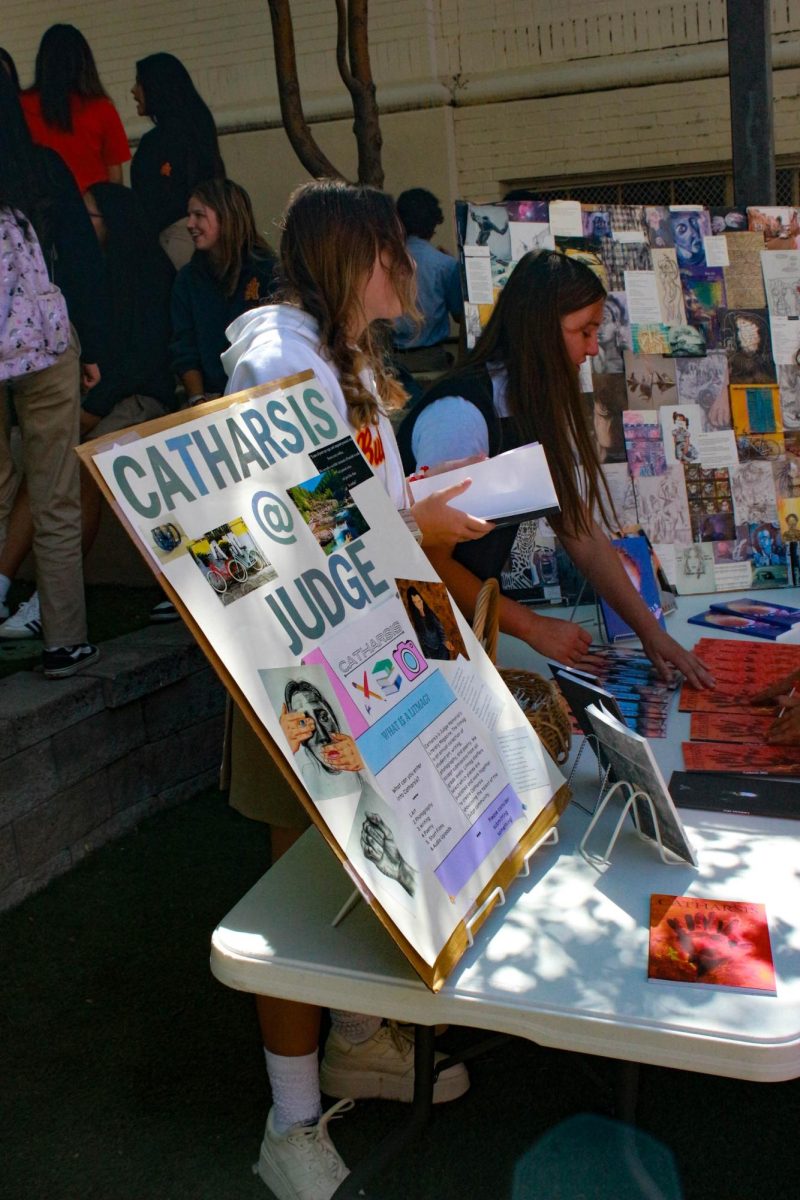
[79,371,569,991]
[455,198,800,602]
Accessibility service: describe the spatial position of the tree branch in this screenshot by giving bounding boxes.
[267,0,345,180]
[334,0,356,91]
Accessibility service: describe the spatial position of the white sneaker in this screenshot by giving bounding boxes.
[0,592,42,639]
[257,1101,352,1200]
[320,1022,469,1105]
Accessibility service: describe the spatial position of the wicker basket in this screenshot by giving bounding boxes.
[472,578,572,766]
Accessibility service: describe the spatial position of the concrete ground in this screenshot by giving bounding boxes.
[2,783,799,1200]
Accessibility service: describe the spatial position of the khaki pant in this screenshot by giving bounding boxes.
[0,337,86,646]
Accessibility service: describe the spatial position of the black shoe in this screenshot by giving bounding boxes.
[42,644,100,679]
[150,599,180,624]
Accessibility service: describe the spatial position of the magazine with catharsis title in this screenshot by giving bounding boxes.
[79,371,569,990]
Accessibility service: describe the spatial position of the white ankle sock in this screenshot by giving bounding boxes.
[329,1010,382,1044]
[0,574,10,603]
[264,1048,322,1134]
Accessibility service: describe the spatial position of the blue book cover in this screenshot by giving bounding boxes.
[599,535,666,643]
[687,608,786,640]
[708,597,800,628]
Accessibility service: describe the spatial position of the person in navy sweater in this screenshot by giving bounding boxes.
[169,177,278,404]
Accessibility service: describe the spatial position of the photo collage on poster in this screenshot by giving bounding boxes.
[456,199,800,598]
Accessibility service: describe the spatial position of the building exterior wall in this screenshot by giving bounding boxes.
[2,2,799,223]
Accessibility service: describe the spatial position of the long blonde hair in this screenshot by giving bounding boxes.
[190,177,275,297]
[279,179,417,429]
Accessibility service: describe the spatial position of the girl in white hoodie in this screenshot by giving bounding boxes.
[221,180,486,1200]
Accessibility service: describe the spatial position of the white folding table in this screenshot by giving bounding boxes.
[210,589,800,1193]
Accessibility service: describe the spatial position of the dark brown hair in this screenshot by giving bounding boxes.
[458,249,611,535]
[189,178,275,297]
[278,179,417,429]
[31,25,109,132]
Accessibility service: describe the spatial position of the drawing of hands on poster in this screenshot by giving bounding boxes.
[361,812,416,897]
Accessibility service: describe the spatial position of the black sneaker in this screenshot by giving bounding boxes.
[150,599,180,624]
[42,644,100,679]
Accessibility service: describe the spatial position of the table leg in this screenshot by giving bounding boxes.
[614,1059,640,1124]
[332,1024,436,1198]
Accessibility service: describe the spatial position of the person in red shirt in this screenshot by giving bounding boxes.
[20,24,129,194]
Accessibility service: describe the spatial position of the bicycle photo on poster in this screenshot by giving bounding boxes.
[187,517,277,605]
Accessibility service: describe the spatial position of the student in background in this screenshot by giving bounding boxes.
[0,47,21,91]
[170,178,278,405]
[0,180,177,641]
[130,53,225,269]
[0,68,102,675]
[398,249,713,688]
[20,25,130,194]
[392,187,463,379]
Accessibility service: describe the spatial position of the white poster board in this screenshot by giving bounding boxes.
[81,371,568,989]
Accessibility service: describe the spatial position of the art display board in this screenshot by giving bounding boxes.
[78,371,569,991]
[455,198,800,603]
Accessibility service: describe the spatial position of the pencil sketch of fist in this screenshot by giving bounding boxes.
[361,812,416,897]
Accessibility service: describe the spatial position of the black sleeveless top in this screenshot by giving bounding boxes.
[396,365,523,581]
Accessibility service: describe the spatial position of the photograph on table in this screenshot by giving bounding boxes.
[396,579,467,663]
[187,518,276,605]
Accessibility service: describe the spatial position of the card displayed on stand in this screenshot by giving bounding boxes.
[586,703,697,865]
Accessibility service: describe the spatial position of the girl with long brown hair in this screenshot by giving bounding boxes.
[21,24,130,193]
[170,178,278,404]
[399,249,712,688]
[220,179,484,1200]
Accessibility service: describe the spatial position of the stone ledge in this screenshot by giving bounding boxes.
[0,624,226,912]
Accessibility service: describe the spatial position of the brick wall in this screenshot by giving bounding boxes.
[2,4,798,259]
